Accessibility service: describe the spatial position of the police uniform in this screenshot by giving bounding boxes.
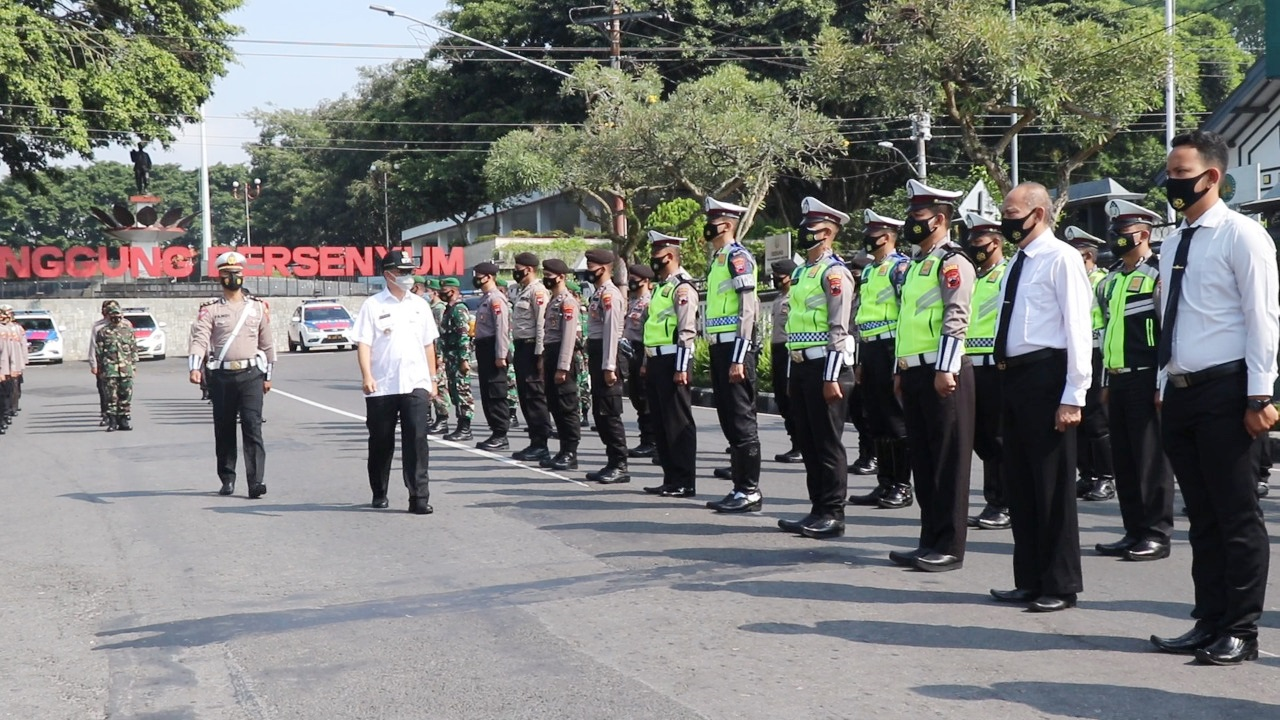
[623,264,656,457]
[511,252,554,461]
[849,209,913,509]
[770,258,801,463]
[776,199,856,538]
[583,248,629,483]
[189,251,275,498]
[1065,226,1116,501]
[641,231,700,498]
[1093,200,1175,560]
[540,258,582,470]
[472,262,514,449]
[0,305,25,434]
[961,212,1011,530]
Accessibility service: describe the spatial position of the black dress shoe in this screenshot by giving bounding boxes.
[990,588,1037,603]
[1126,538,1171,562]
[1150,626,1216,655]
[1257,482,1270,498]
[707,491,762,513]
[878,483,913,509]
[409,499,434,515]
[778,514,816,534]
[848,485,888,506]
[774,448,803,463]
[713,467,733,480]
[1195,635,1259,665]
[973,506,1012,530]
[248,483,267,499]
[1029,594,1077,612]
[1095,536,1140,557]
[512,445,550,462]
[915,552,963,572]
[595,466,632,484]
[586,467,606,482]
[549,452,579,471]
[849,455,878,475]
[1085,478,1116,501]
[476,435,509,451]
[628,443,656,458]
[218,480,235,496]
[539,454,556,468]
[800,517,845,539]
[661,486,695,498]
[889,548,925,568]
[643,483,675,495]
[371,496,389,509]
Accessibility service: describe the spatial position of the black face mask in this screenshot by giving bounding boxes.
[703,222,722,241]
[796,227,822,250]
[650,257,669,276]
[513,268,529,282]
[472,276,486,289]
[1108,230,1141,257]
[772,277,789,291]
[963,242,992,265]
[864,233,890,252]
[1000,212,1037,244]
[627,281,642,293]
[544,276,560,289]
[903,214,937,245]
[1164,171,1211,213]
[219,274,244,291]
[590,268,606,285]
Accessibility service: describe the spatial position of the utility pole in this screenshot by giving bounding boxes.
[910,110,931,181]
[1165,0,1177,221]
[1010,0,1020,186]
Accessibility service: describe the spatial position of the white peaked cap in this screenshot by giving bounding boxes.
[964,212,1001,230]
[1064,226,1105,247]
[704,196,747,218]
[1106,199,1163,226]
[863,208,904,228]
[647,230,685,248]
[906,179,963,206]
[215,251,247,270]
[800,196,850,226]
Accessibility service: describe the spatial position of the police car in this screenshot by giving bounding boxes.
[288,298,356,352]
[13,309,65,364]
[120,307,168,360]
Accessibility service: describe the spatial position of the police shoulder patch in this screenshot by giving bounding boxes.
[602,292,613,310]
[827,271,842,296]
[942,263,961,289]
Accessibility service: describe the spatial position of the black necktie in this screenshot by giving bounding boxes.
[994,251,1026,363]
[1157,225,1199,368]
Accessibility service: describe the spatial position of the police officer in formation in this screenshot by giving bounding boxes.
[891,180,976,572]
[438,278,475,442]
[537,258,582,470]
[776,198,856,539]
[583,249,630,484]
[1092,199,1173,562]
[472,262,513,450]
[642,231,699,498]
[623,263,657,459]
[94,300,138,432]
[1065,226,1117,502]
[960,212,1011,531]
[511,252,554,463]
[702,197,766,513]
[849,209,912,509]
[769,258,800,463]
[188,251,275,499]
[0,304,26,435]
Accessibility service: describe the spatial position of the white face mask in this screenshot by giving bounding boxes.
[390,274,415,291]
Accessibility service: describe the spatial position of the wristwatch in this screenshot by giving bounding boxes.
[1246,397,1273,412]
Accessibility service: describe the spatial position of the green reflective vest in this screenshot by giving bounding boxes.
[705,244,754,334]
[965,260,1007,355]
[644,278,683,347]
[1089,268,1108,332]
[895,253,946,358]
[855,257,903,339]
[786,257,840,350]
[1101,260,1160,370]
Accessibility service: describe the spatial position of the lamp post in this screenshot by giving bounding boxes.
[877,141,922,179]
[231,178,262,247]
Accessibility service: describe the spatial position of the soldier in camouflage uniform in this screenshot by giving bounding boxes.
[424,278,451,434]
[438,277,475,441]
[567,278,591,424]
[94,301,139,432]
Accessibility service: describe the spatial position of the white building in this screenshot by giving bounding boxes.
[399,190,601,250]
[1205,57,1280,212]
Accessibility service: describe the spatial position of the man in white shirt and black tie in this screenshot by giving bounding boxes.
[988,182,1093,613]
[1149,130,1279,666]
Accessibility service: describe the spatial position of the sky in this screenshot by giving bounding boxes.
[140,0,450,170]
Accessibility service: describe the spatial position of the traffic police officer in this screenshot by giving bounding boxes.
[472,261,513,450]
[511,252,554,462]
[624,263,657,458]
[540,258,582,470]
[1065,226,1116,502]
[1093,199,1175,561]
[188,251,276,499]
[642,231,700,498]
[849,208,913,509]
[770,258,801,463]
[584,248,629,483]
[891,179,976,572]
[776,198,856,539]
[961,212,1011,530]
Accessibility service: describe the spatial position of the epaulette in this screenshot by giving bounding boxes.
[941,245,975,268]
[199,297,222,307]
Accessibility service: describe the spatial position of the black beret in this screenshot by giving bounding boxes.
[514,252,539,268]
[627,263,655,280]
[584,248,616,265]
[474,261,499,275]
[381,250,415,271]
[542,258,571,275]
[771,259,798,276]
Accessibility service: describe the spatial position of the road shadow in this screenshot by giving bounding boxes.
[539,519,776,536]
[603,545,868,568]
[204,502,374,516]
[60,489,217,504]
[740,618,1143,653]
[913,681,1280,717]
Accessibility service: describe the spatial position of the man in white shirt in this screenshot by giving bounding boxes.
[988,182,1093,613]
[1149,130,1279,665]
[355,250,441,515]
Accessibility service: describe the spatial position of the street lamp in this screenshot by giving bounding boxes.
[231,178,262,247]
[877,141,922,179]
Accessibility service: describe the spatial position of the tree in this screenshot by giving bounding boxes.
[485,62,845,260]
[0,1,241,182]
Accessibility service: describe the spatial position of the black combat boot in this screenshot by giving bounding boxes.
[116,415,132,431]
[443,418,472,442]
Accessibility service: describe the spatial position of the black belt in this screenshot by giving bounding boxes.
[1167,360,1246,389]
[515,338,535,344]
[997,348,1064,370]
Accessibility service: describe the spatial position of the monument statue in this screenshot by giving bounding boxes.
[130,142,152,195]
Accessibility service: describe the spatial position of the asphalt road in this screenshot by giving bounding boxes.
[2,350,1278,719]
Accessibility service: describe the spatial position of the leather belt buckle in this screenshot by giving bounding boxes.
[790,351,804,363]
[996,361,1008,371]
[897,358,908,371]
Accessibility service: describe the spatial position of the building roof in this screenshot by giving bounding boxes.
[1202,57,1280,144]
[399,189,562,243]
[1050,178,1144,206]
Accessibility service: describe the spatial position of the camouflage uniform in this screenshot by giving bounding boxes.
[440,295,475,422]
[427,288,451,422]
[569,282,591,419]
[95,305,139,428]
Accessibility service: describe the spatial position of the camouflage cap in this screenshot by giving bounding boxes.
[566,277,581,293]
[104,300,122,314]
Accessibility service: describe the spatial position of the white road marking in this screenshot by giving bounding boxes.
[271,388,591,488]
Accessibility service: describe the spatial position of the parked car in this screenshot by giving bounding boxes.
[288,298,356,352]
[120,307,168,360]
[13,309,65,364]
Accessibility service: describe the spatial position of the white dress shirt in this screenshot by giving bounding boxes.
[1158,199,1280,397]
[354,289,439,397]
[998,229,1094,406]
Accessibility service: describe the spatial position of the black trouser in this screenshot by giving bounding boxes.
[7,373,19,411]
[588,339,627,466]
[208,367,266,487]
[1078,348,1113,481]
[646,353,696,489]
[626,350,654,446]
[861,339,907,490]
[1107,369,1174,543]
[899,360,975,558]
[97,374,108,416]
[1255,433,1272,481]
[788,355,853,520]
[365,388,431,502]
[475,337,511,439]
[710,341,761,494]
[972,362,1005,508]
[543,342,580,453]
[1001,352,1083,596]
[514,339,552,447]
[770,342,795,443]
[1161,369,1268,639]
[0,377,9,418]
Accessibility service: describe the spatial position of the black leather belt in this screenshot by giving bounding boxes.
[1167,360,1246,389]
[997,348,1064,370]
